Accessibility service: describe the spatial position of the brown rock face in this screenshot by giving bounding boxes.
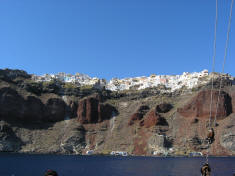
[44,98,67,122]
[143,110,168,128]
[177,90,232,119]
[24,96,45,121]
[0,87,69,122]
[128,105,149,126]
[77,97,117,124]
[0,87,25,120]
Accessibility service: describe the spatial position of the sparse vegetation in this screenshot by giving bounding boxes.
[63,82,77,89]
[80,84,93,90]
[40,79,63,94]
[23,80,43,95]
[191,87,197,92]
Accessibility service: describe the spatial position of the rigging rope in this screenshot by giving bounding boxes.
[214,0,234,127]
[206,0,234,165]
[209,0,218,128]
[206,0,218,164]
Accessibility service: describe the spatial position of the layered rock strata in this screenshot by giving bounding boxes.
[177,90,232,119]
[0,69,234,156]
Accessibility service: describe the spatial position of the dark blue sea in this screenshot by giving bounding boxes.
[0,154,234,176]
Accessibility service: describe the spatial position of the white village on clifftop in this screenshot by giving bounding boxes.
[31,70,234,92]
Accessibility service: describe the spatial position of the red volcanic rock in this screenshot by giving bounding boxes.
[177,90,232,119]
[143,110,168,128]
[77,97,98,123]
[156,103,173,113]
[77,97,117,124]
[85,97,99,123]
[77,98,87,123]
[128,105,149,126]
[143,111,158,128]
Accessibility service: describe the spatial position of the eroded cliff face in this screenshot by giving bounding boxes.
[0,69,235,156]
[77,96,117,124]
[177,90,232,119]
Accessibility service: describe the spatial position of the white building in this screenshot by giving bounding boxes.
[31,70,233,93]
[110,151,128,156]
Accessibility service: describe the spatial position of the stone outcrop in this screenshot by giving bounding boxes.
[0,87,72,122]
[77,97,117,124]
[128,105,149,126]
[177,90,232,119]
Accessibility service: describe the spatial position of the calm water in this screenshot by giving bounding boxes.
[0,154,234,176]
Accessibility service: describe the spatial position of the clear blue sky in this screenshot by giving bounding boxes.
[0,0,234,79]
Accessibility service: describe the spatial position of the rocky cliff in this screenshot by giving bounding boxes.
[0,69,235,156]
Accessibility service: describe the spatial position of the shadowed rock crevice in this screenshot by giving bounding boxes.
[129,104,169,128]
[156,103,173,113]
[164,137,173,149]
[128,105,149,126]
[142,110,168,128]
[77,96,118,124]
